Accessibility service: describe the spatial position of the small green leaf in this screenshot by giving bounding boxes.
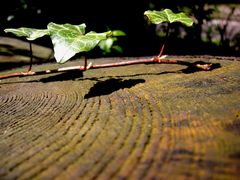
[47,22,111,63]
[4,27,49,40]
[112,45,123,54]
[98,30,126,55]
[98,38,114,53]
[112,30,126,36]
[144,9,193,27]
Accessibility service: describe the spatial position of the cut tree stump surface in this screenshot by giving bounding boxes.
[0,56,240,179]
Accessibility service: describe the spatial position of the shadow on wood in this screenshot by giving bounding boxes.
[84,78,145,98]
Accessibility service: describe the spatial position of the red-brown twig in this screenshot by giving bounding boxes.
[0,56,212,80]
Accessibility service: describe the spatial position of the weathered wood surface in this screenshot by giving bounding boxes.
[0,37,52,71]
[0,56,240,179]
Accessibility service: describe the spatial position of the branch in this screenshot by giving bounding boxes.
[0,56,213,80]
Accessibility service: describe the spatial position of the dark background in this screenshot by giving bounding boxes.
[0,0,240,57]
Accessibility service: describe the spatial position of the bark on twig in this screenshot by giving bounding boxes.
[0,56,213,80]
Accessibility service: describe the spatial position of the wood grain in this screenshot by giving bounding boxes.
[0,56,240,179]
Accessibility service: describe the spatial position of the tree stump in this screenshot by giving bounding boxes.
[0,56,240,179]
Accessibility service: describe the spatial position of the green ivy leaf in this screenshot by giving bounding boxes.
[4,27,49,40]
[144,9,193,27]
[98,38,114,54]
[98,30,126,55]
[112,30,126,36]
[112,45,123,54]
[47,22,111,64]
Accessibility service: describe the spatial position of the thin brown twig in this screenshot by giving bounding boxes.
[0,56,212,80]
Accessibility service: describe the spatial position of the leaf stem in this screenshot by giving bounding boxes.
[158,44,165,58]
[0,56,213,80]
[84,56,87,70]
[28,41,33,72]
[158,23,170,57]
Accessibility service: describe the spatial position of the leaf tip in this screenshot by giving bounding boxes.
[143,10,150,15]
[4,29,11,33]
